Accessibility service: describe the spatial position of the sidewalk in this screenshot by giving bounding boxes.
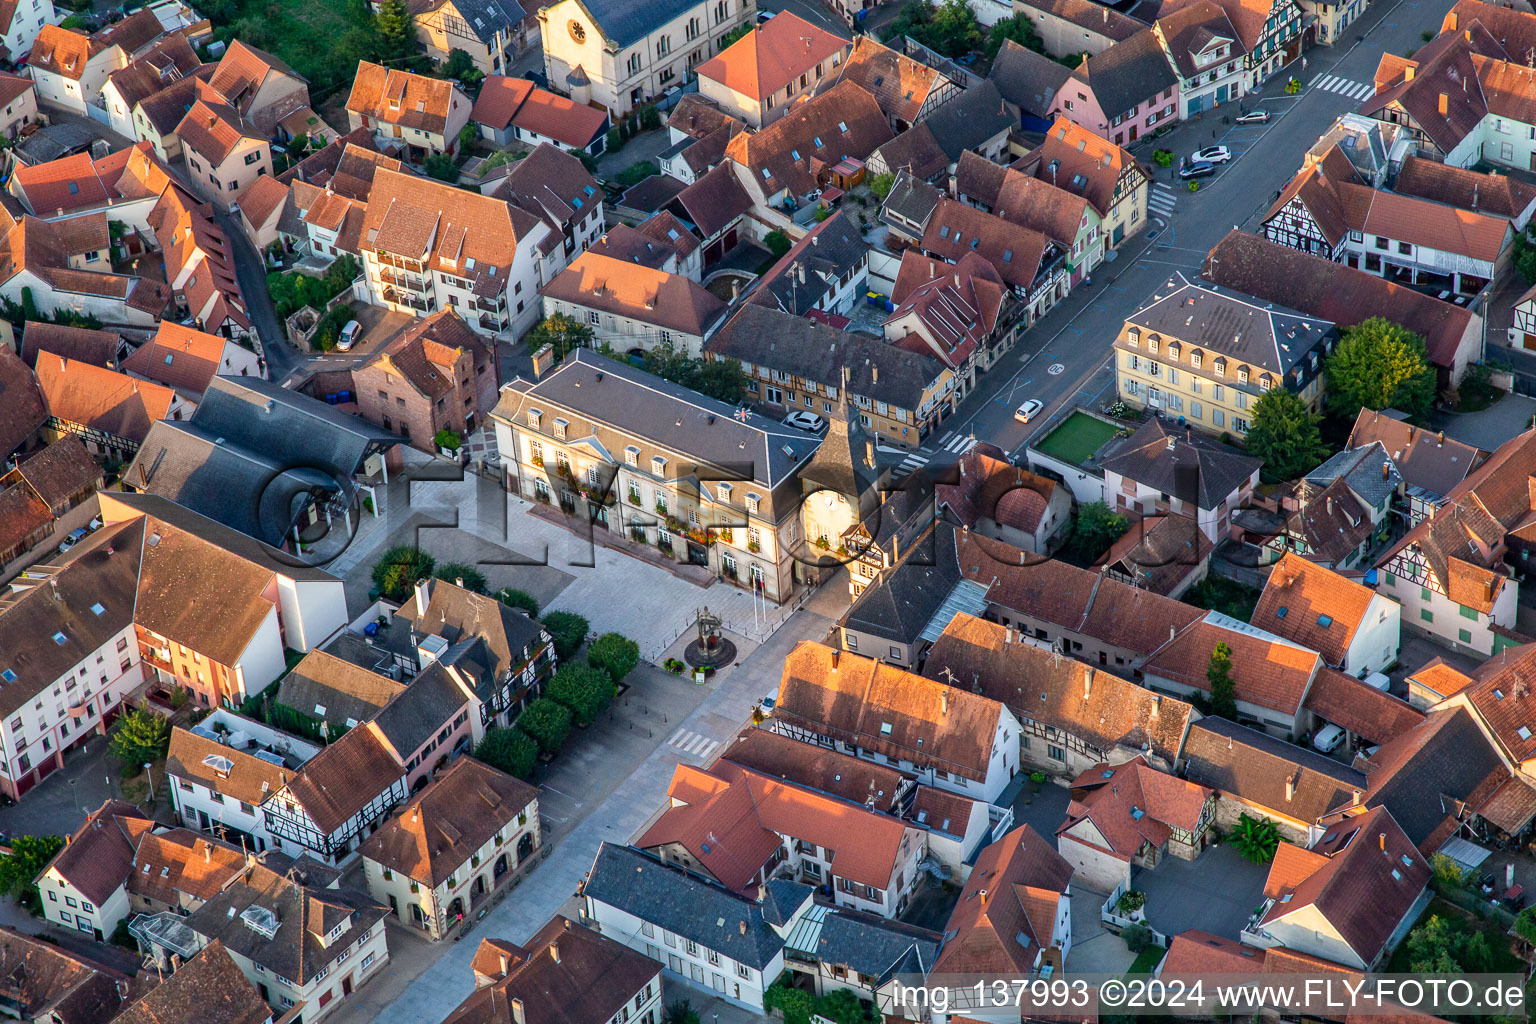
[340,601,836,1024]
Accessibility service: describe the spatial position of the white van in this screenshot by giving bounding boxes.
[1312,723,1346,754]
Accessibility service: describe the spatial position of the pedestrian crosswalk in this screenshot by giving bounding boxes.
[668,728,720,761]
[939,432,979,455]
[896,449,930,475]
[1149,183,1178,218]
[1313,74,1373,101]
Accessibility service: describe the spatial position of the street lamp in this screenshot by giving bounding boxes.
[144,763,154,803]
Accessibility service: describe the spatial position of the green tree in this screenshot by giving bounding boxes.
[615,160,659,187]
[443,48,476,81]
[1431,852,1470,889]
[1243,389,1329,483]
[764,230,792,258]
[1120,922,1153,954]
[813,990,873,1024]
[885,0,982,56]
[371,544,435,601]
[516,698,572,753]
[474,726,539,779]
[641,345,750,404]
[457,122,479,154]
[764,983,816,1024]
[1325,317,1437,420]
[0,835,64,912]
[108,706,171,769]
[985,12,1045,59]
[435,561,487,594]
[376,0,416,60]
[868,172,895,201]
[523,313,593,361]
[1067,501,1128,560]
[497,587,540,615]
[1207,641,1237,719]
[541,610,590,661]
[717,21,752,48]
[1230,813,1283,863]
[637,104,662,131]
[424,152,459,181]
[586,632,639,684]
[546,662,614,725]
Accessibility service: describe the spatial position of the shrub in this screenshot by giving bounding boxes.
[0,836,64,912]
[435,562,487,594]
[434,428,463,451]
[586,632,639,684]
[546,662,615,725]
[424,152,459,181]
[516,698,572,753]
[764,982,816,1024]
[765,230,792,258]
[475,727,539,779]
[541,610,590,661]
[664,1001,702,1024]
[371,545,435,601]
[1231,813,1284,863]
[1121,922,1153,954]
[605,127,624,152]
[1116,889,1146,915]
[497,588,540,615]
[615,161,659,188]
[1152,149,1174,167]
[637,104,662,131]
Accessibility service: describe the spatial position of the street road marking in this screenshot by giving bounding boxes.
[942,434,979,454]
[1048,363,1065,375]
[1314,74,1373,100]
[897,450,931,474]
[668,729,720,760]
[1149,183,1178,216]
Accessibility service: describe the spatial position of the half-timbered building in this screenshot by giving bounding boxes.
[262,724,409,863]
[1375,428,1536,656]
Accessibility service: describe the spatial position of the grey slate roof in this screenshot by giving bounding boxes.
[814,907,938,983]
[187,860,386,984]
[397,578,547,704]
[414,0,524,44]
[842,523,960,644]
[1078,28,1178,120]
[584,844,787,969]
[989,40,1071,120]
[491,349,822,488]
[1125,272,1335,378]
[707,304,946,413]
[575,0,704,47]
[1306,441,1400,509]
[1097,418,1260,511]
[369,662,473,755]
[882,170,942,229]
[759,879,814,928]
[920,80,1015,161]
[125,375,399,547]
[751,213,868,318]
[799,395,877,499]
[1355,707,1503,846]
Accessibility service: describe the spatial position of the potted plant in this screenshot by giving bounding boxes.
[434,429,464,458]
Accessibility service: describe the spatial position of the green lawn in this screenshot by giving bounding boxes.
[1184,576,1262,623]
[1126,945,1166,976]
[214,0,370,96]
[1033,411,1121,466]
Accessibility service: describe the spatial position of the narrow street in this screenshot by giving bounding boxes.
[214,208,306,383]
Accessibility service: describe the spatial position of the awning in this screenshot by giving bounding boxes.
[1437,835,1492,874]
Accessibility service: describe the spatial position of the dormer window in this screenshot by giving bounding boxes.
[746,492,761,514]
[1238,367,1250,384]
[1126,328,1139,346]
[651,455,667,476]
[1148,336,1159,354]
[553,417,569,440]
[1167,341,1180,359]
[1213,358,1226,377]
[718,483,732,501]
[1259,375,1272,391]
[1191,350,1202,368]
[527,408,541,429]
[625,445,640,467]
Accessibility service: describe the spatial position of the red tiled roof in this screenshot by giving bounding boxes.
[1059,755,1211,861]
[1142,614,1320,716]
[470,74,533,128]
[42,800,151,905]
[510,89,609,148]
[637,760,911,893]
[119,321,230,395]
[1252,553,1379,668]
[35,355,176,444]
[697,12,849,102]
[1304,668,1425,746]
[931,824,1071,975]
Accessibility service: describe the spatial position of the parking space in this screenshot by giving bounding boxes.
[1137,843,1269,940]
[1010,775,1072,838]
